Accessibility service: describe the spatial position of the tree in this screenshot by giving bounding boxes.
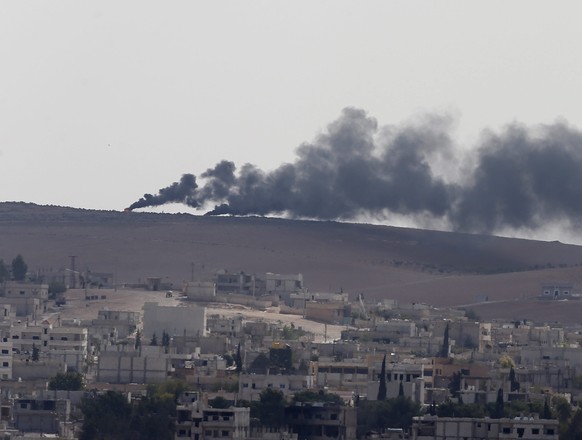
[80,391,132,440]
[209,396,231,409]
[161,330,170,353]
[48,371,84,390]
[235,343,243,373]
[449,371,462,398]
[543,398,552,419]
[32,343,39,361]
[135,330,142,350]
[48,281,67,298]
[398,381,405,397]
[251,388,286,428]
[377,354,387,400]
[150,332,158,346]
[509,366,520,392]
[492,388,505,419]
[440,322,450,357]
[292,390,344,406]
[0,259,8,283]
[11,254,27,281]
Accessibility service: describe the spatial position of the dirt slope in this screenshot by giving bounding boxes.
[2,202,582,324]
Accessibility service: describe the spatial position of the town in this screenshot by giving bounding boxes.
[0,255,580,440]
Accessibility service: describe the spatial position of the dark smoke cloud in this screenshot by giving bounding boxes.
[128,108,582,235]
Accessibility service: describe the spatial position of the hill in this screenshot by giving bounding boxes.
[1,202,582,324]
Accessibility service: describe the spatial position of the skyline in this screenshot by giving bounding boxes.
[1,2,582,242]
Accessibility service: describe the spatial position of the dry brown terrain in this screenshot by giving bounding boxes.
[2,202,582,324]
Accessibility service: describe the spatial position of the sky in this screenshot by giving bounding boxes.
[1,2,582,242]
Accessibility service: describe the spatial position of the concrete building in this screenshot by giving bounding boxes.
[367,361,425,404]
[285,404,357,440]
[215,270,263,296]
[540,283,574,300]
[411,416,559,440]
[92,309,140,339]
[176,395,251,439]
[142,302,206,339]
[265,273,303,303]
[238,373,315,401]
[0,335,12,380]
[96,344,186,384]
[184,281,216,301]
[10,321,88,371]
[12,397,70,435]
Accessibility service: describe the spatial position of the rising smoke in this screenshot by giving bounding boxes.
[128,108,582,235]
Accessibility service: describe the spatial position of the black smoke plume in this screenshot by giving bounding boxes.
[128,108,582,235]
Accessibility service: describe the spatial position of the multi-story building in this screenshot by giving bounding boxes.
[285,403,357,440]
[176,395,251,440]
[411,416,559,440]
[10,322,88,371]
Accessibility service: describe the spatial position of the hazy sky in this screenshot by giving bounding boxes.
[1,2,582,240]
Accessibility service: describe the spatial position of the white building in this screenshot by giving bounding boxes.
[142,302,206,339]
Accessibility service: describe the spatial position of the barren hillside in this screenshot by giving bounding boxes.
[2,202,582,324]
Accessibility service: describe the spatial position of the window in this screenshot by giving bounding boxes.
[1,350,8,355]
[2,362,8,367]
[532,429,540,435]
[546,429,555,435]
[502,427,511,434]
[280,384,286,389]
[12,335,19,339]
[222,431,229,437]
[242,383,249,388]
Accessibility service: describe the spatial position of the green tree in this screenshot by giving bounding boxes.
[449,371,462,398]
[11,254,27,281]
[377,353,387,400]
[492,388,505,419]
[31,343,39,361]
[357,397,421,437]
[150,332,158,346]
[209,396,231,409]
[48,371,84,391]
[251,388,286,428]
[0,259,9,283]
[509,366,520,392]
[80,391,132,440]
[135,330,142,350]
[235,343,243,374]
[48,281,67,298]
[292,390,344,406]
[440,322,450,358]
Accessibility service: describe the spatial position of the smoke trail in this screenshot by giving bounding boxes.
[127,108,582,235]
[128,173,199,210]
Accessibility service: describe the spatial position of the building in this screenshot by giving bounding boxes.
[540,283,574,300]
[238,373,315,401]
[184,281,217,301]
[12,397,70,434]
[285,404,357,440]
[265,273,303,303]
[96,344,187,384]
[176,394,251,440]
[411,416,559,440]
[142,302,206,339]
